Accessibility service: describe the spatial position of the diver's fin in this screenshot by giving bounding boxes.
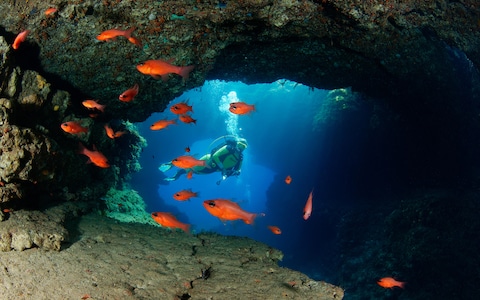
[159,163,172,172]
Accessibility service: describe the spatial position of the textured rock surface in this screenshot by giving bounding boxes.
[0,202,90,251]
[0,0,477,122]
[0,213,344,299]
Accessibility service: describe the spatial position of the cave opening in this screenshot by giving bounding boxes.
[129,78,401,280]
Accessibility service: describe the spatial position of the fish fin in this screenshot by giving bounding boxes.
[161,74,169,82]
[178,65,195,80]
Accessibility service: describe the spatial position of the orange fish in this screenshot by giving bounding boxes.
[96,27,136,43]
[82,99,105,112]
[136,59,194,81]
[173,189,199,201]
[45,8,57,15]
[78,143,110,168]
[170,102,193,115]
[268,225,282,235]
[186,170,193,179]
[61,121,88,134]
[150,119,176,130]
[127,36,142,47]
[179,114,196,125]
[229,102,255,115]
[185,146,190,153]
[151,212,190,233]
[119,83,139,102]
[12,30,30,50]
[303,189,313,220]
[377,277,406,289]
[104,124,126,139]
[203,199,257,224]
[171,155,206,169]
[285,175,292,185]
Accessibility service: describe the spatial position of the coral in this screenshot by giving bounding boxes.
[101,186,156,225]
[312,87,362,130]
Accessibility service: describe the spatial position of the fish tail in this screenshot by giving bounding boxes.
[78,142,86,155]
[245,213,257,225]
[181,223,191,233]
[124,27,136,39]
[178,65,195,80]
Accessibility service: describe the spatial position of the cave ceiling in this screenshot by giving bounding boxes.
[0,0,478,122]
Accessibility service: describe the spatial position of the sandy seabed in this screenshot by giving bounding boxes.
[0,213,343,300]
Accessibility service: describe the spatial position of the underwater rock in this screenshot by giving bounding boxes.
[0,213,344,299]
[0,125,58,184]
[0,202,90,251]
[0,1,477,122]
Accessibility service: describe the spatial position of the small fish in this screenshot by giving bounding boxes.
[171,155,206,169]
[104,124,126,139]
[203,199,258,224]
[186,170,193,179]
[44,8,58,16]
[96,27,136,43]
[136,59,194,81]
[127,36,142,47]
[303,189,313,220]
[377,277,406,289]
[61,121,88,134]
[268,225,282,235]
[185,146,190,153]
[179,114,196,125]
[119,83,139,102]
[285,175,292,185]
[173,189,199,201]
[150,119,176,130]
[151,212,190,233]
[170,101,193,115]
[229,102,255,115]
[78,143,110,168]
[12,30,30,50]
[82,99,105,112]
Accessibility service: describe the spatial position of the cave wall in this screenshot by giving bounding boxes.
[0,0,477,122]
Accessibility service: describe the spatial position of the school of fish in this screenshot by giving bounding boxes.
[10,9,406,290]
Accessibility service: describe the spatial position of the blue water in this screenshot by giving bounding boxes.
[130,80,363,281]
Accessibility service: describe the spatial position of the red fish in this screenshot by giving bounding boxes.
[185,146,190,153]
[78,143,109,168]
[45,8,58,16]
[96,27,135,43]
[203,199,257,224]
[303,189,313,220]
[377,277,406,289]
[179,114,196,125]
[285,175,292,185]
[151,212,190,233]
[104,124,126,139]
[170,102,193,115]
[150,119,176,130]
[12,30,30,50]
[229,102,255,115]
[61,121,88,134]
[136,59,194,81]
[127,36,142,47]
[186,170,193,179]
[268,225,282,235]
[173,189,199,201]
[119,83,139,102]
[171,155,206,169]
[82,100,105,112]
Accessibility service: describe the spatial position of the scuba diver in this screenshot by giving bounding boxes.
[159,136,248,185]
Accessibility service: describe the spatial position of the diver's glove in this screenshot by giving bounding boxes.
[159,163,172,172]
